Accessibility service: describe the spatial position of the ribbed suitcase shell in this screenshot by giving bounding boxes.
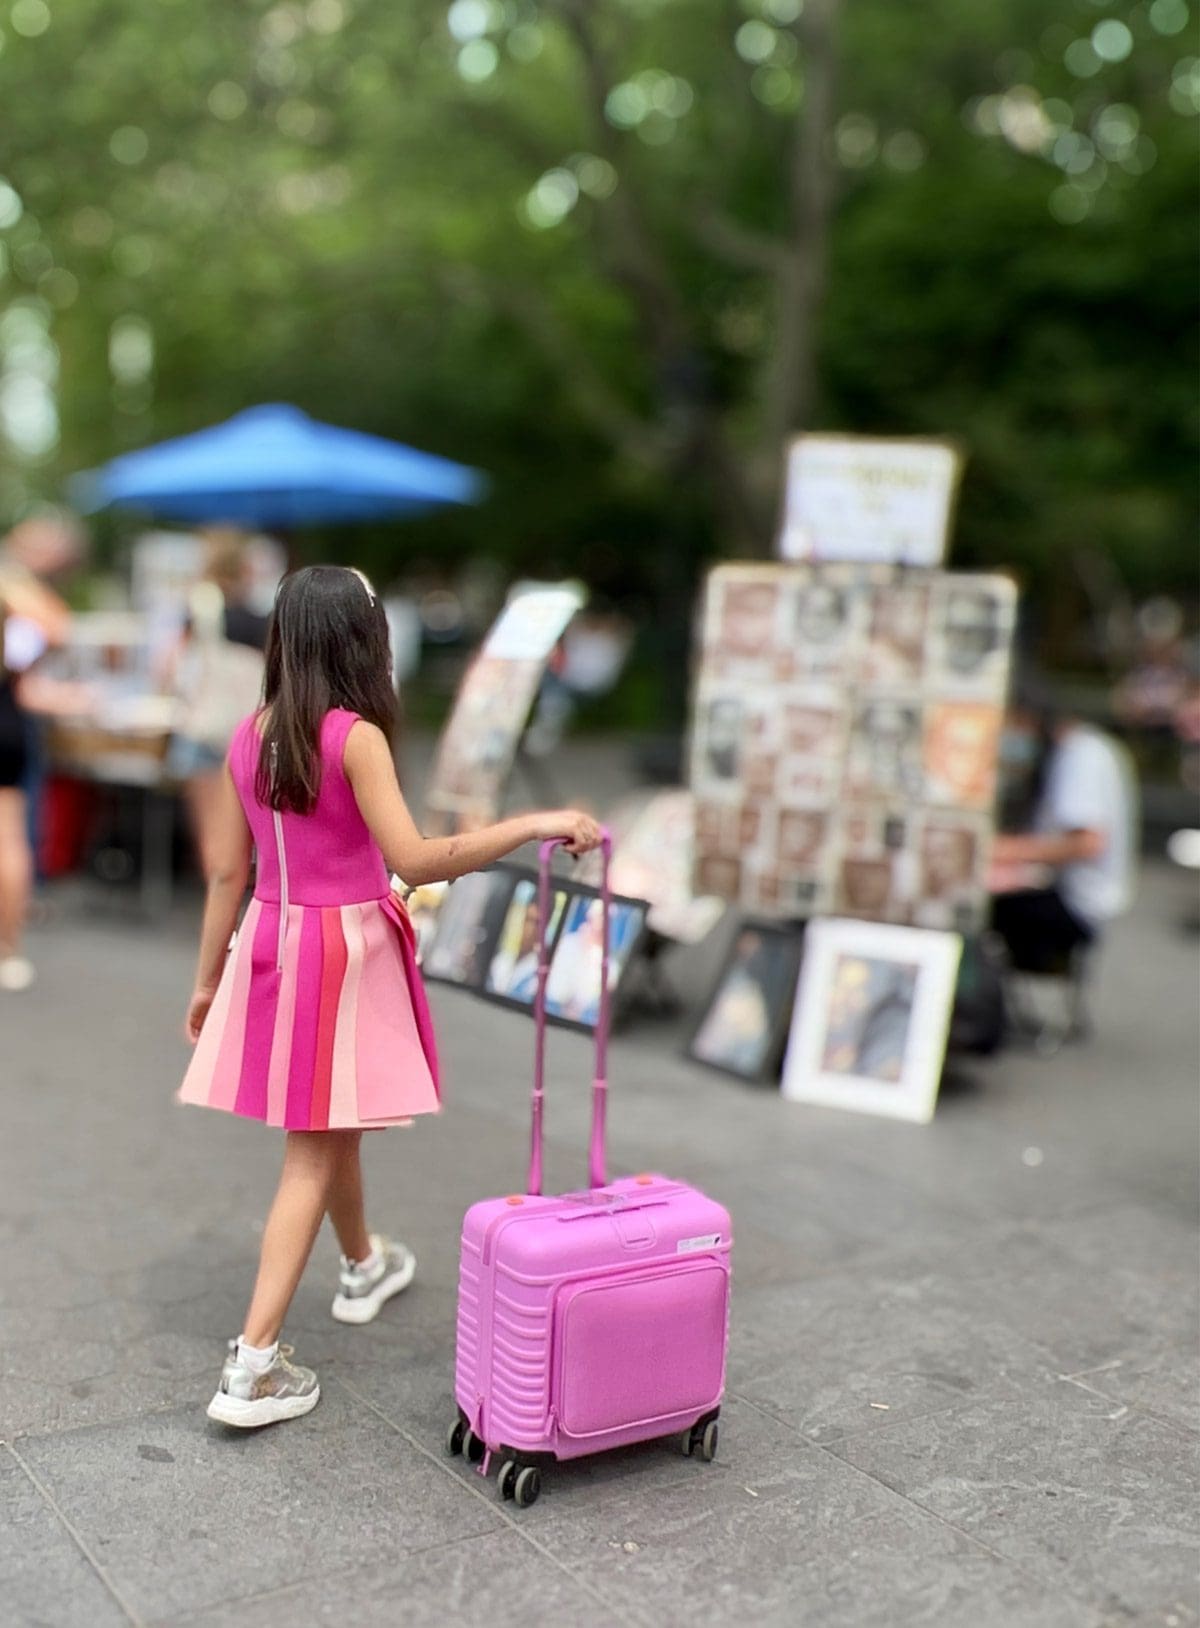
[455,1174,731,1459]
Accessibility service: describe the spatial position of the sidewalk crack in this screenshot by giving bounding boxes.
[5,1440,144,1627]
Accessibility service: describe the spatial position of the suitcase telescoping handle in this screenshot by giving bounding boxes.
[527,826,613,1197]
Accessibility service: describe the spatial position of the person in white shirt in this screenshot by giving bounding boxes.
[991,679,1137,972]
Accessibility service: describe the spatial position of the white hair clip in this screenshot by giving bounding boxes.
[349,568,377,606]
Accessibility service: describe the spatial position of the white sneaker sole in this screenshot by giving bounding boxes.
[206,1385,321,1428]
[330,1253,417,1325]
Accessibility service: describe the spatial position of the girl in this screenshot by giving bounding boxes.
[180,566,601,1428]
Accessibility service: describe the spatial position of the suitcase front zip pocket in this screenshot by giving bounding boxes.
[552,1262,728,1440]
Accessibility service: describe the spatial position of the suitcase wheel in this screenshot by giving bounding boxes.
[497,1460,517,1501]
[513,1465,542,1509]
[462,1427,486,1466]
[446,1417,466,1458]
[683,1418,719,1463]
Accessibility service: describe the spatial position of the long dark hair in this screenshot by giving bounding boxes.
[256,565,396,814]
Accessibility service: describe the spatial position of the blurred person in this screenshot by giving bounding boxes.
[0,584,91,991]
[165,534,270,881]
[1111,597,1189,735]
[0,521,76,856]
[1173,658,1200,795]
[180,565,601,1429]
[0,589,35,990]
[990,675,1136,974]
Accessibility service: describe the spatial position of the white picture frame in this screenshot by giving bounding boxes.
[781,919,962,1124]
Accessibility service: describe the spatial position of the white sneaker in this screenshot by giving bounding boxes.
[0,956,34,993]
[331,1234,416,1325]
[206,1341,320,1429]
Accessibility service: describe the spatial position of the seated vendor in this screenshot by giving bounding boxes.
[991,676,1137,974]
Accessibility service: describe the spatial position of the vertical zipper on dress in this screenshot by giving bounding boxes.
[271,743,288,972]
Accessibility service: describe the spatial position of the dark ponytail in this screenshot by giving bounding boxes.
[257,566,396,814]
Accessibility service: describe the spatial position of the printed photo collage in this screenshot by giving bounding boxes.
[689,563,1018,932]
[403,864,648,1035]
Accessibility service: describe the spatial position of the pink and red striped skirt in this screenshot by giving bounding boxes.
[179,893,440,1130]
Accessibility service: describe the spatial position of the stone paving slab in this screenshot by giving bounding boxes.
[832,1390,1200,1620]
[13,1389,502,1624]
[164,1529,612,1628]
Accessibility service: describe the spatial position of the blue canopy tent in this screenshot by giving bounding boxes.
[72,404,486,527]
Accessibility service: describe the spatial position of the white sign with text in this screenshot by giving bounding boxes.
[778,435,962,567]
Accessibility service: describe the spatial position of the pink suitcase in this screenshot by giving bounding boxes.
[447,834,732,1508]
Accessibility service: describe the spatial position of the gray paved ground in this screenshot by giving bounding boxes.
[2,742,1198,1628]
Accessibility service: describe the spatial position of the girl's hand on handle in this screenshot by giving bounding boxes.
[185,985,218,1044]
[537,809,603,857]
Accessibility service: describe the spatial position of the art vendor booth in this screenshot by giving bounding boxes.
[409,434,1023,1128]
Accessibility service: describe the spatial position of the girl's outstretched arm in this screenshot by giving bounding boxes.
[344,720,600,885]
[185,764,252,1041]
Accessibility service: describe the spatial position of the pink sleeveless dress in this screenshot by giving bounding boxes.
[178,709,440,1130]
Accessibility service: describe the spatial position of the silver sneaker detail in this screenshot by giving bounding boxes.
[331,1234,416,1325]
[206,1341,320,1428]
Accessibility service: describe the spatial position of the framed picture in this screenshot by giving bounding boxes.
[687,922,805,1082]
[421,868,516,989]
[912,815,991,931]
[927,576,1017,696]
[542,888,649,1032]
[922,701,1002,809]
[483,868,570,1010]
[781,919,962,1123]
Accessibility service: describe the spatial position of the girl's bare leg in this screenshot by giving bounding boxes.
[241,1132,350,1347]
[326,1132,373,1264]
[0,788,32,957]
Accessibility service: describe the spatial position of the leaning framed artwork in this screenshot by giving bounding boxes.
[687,921,805,1083]
[541,887,649,1034]
[420,868,517,990]
[781,918,962,1123]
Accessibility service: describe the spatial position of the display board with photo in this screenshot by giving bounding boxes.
[425,582,586,834]
[781,918,962,1123]
[687,922,805,1082]
[689,563,1016,929]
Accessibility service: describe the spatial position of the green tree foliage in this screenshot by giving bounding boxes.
[0,0,1195,630]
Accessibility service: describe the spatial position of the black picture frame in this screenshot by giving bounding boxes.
[420,867,519,991]
[685,919,806,1083]
[478,865,573,1016]
[476,864,650,1036]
